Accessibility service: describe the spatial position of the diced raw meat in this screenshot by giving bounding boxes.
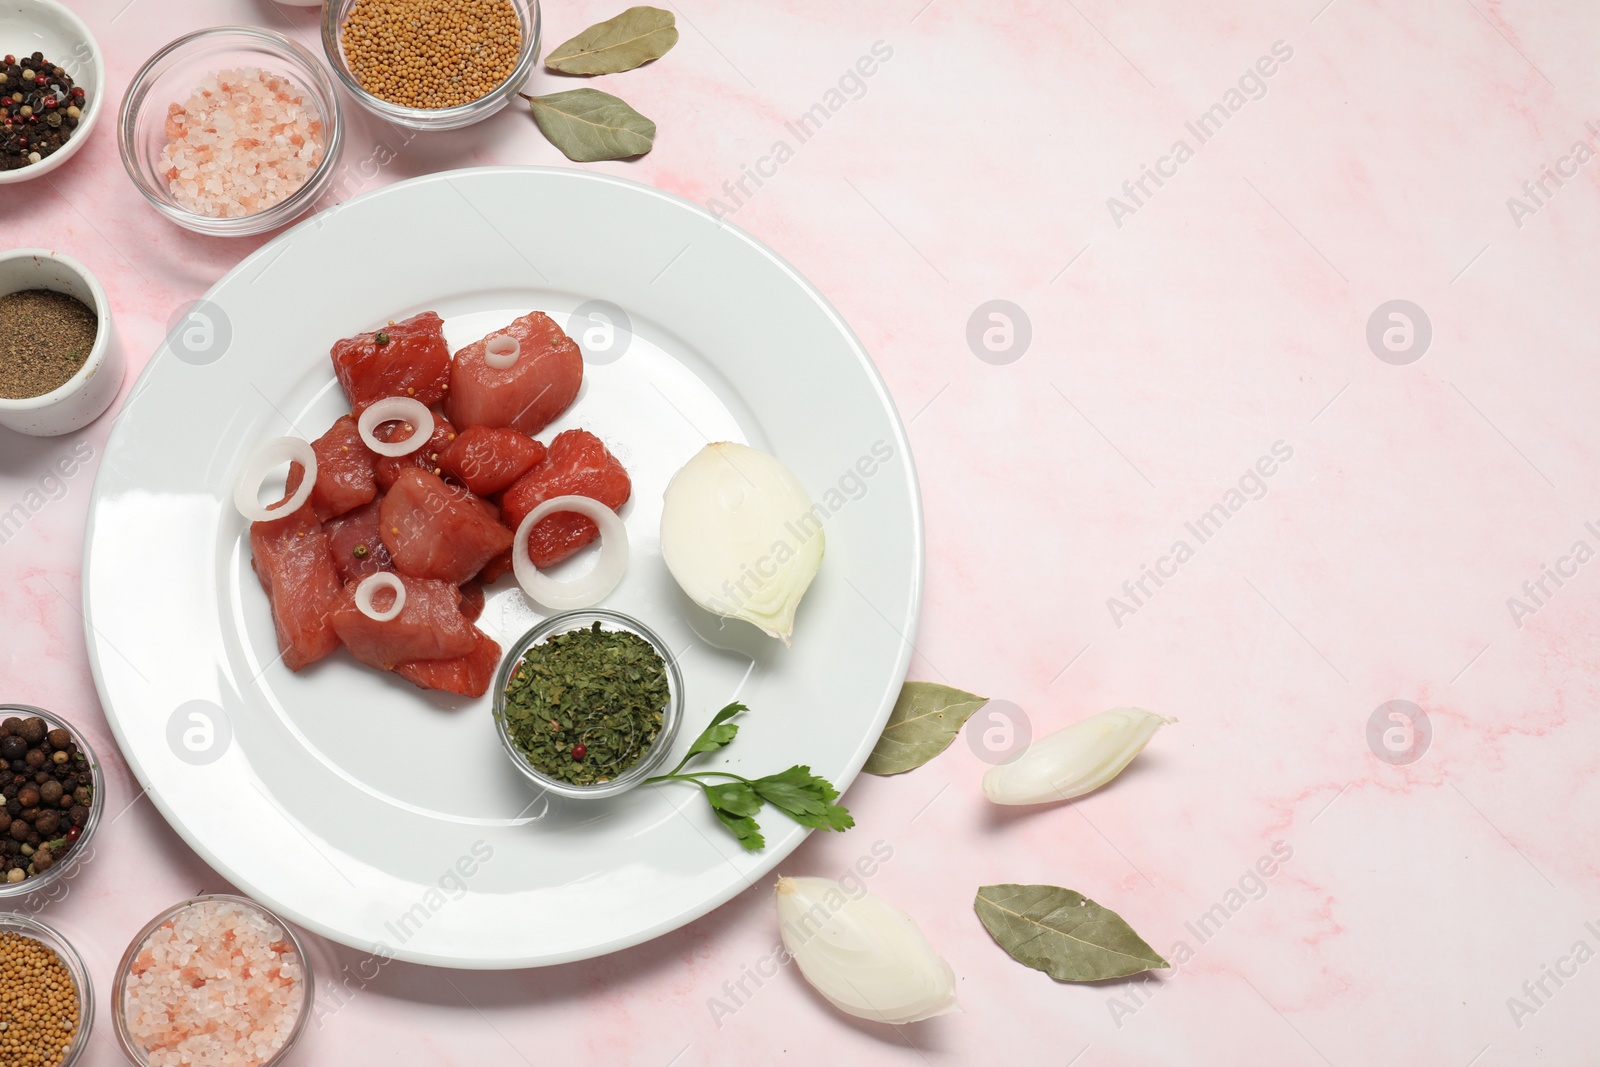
[446,312,583,436]
[379,468,513,584]
[331,311,452,414]
[374,412,457,492]
[437,426,546,496]
[478,549,513,584]
[500,429,631,568]
[329,576,478,671]
[285,414,378,521]
[394,630,503,697]
[459,579,486,623]
[249,502,342,671]
[324,500,393,584]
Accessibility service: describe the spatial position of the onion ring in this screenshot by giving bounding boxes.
[358,397,435,458]
[354,572,406,622]
[484,334,521,370]
[233,437,317,522]
[513,495,629,610]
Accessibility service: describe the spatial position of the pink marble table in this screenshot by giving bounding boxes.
[3,0,1597,1063]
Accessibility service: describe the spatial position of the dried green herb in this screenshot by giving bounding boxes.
[864,682,988,776]
[500,622,670,786]
[645,702,854,851]
[545,6,679,75]
[974,884,1169,981]
[521,88,656,162]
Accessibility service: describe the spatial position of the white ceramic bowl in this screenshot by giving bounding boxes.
[0,0,104,184]
[0,249,123,436]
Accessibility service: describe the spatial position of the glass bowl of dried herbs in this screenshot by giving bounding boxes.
[493,609,684,800]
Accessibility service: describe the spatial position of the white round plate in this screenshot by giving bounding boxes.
[83,168,922,968]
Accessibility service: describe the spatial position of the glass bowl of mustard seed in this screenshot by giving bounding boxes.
[494,609,684,800]
[322,0,541,131]
[0,913,93,1067]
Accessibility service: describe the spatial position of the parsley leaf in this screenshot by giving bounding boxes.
[713,808,766,851]
[753,766,855,832]
[702,780,763,817]
[644,702,853,850]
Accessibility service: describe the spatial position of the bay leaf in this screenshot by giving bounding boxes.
[524,89,656,162]
[862,682,987,776]
[546,6,680,75]
[974,884,1169,981]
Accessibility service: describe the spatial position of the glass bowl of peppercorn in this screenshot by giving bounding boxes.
[0,707,103,904]
[494,609,685,800]
[0,913,94,1066]
[322,0,541,131]
[0,1,104,184]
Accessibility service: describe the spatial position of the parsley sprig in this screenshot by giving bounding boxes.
[645,702,855,851]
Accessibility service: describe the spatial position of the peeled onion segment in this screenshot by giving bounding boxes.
[358,397,434,457]
[775,876,959,1024]
[982,707,1174,806]
[660,442,824,644]
[233,437,317,522]
[513,494,629,610]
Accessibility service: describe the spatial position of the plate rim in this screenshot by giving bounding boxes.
[81,165,925,967]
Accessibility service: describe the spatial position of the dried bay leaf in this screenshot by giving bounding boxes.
[863,681,987,776]
[546,6,679,75]
[974,884,1169,981]
[524,89,656,162]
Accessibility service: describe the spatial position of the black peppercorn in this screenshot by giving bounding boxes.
[67,804,87,826]
[0,737,24,761]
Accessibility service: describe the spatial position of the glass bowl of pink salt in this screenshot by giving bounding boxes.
[113,895,315,1067]
[118,27,344,237]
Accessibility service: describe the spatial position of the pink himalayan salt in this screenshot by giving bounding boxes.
[123,899,306,1067]
[161,67,326,219]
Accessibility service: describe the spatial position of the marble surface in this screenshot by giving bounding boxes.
[2,0,1597,1063]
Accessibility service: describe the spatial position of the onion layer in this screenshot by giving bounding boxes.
[354,572,406,622]
[233,437,317,522]
[358,397,434,457]
[660,442,824,644]
[512,495,628,610]
[484,334,521,370]
[775,876,959,1024]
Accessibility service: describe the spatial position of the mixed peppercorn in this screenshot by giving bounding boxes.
[0,716,93,885]
[1,52,87,171]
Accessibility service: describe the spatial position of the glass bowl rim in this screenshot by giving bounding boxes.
[492,608,686,800]
[116,24,345,232]
[320,0,541,127]
[0,910,95,1064]
[111,892,316,1067]
[0,704,106,903]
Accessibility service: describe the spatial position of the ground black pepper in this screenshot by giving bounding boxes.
[0,290,97,399]
[0,51,86,170]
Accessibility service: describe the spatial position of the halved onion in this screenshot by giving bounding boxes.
[484,334,521,370]
[513,495,629,610]
[358,397,434,457]
[355,572,406,622]
[233,437,317,522]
